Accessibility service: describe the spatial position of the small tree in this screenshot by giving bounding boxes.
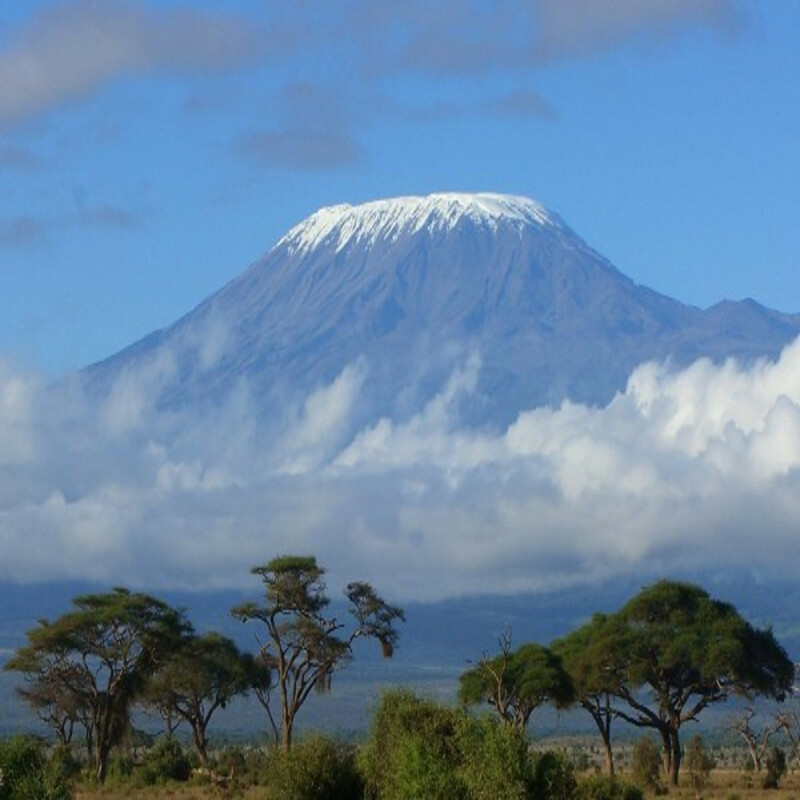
[5,588,190,782]
[729,704,779,772]
[763,745,787,789]
[553,613,624,776]
[459,629,574,733]
[144,632,254,765]
[231,555,404,751]
[629,737,662,794]
[685,734,714,793]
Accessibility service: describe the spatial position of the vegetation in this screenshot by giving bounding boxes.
[1,572,796,799]
[0,734,72,800]
[4,588,190,782]
[554,580,794,785]
[143,631,253,764]
[459,629,574,733]
[231,555,404,751]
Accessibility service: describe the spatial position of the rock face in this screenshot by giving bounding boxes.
[85,193,800,426]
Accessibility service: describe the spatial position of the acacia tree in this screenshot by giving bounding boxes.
[609,580,793,786]
[144,632,254,765]
[11,654,89,748]
[231,555,404,751]
[552,613,625,775]
[729,705,780,772]
[5,588,190,782]
[459,629,573,733]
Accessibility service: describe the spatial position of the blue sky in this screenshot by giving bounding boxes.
[1,0,798,375]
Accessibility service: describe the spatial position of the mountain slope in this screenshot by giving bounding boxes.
[86,193,800,426]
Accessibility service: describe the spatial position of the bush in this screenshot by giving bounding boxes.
[762,745,786,790]
[0,735,73,800]
[685,735,714,793]
[577,774,644,800]
[533,751,577,800]
[456,714,534,800]
[629,737,662,793]
[262,736,363,800]
[359,689,463,800]
[139,737,191,784]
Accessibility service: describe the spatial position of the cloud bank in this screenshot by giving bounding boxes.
[2,335,799,601]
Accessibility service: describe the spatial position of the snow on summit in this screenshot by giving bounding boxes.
[278,192,561,256]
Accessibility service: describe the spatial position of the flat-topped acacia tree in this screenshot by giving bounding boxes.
[5,588,190,782]
[231,555,404,751]
[613,581,794,786]
[556,580,794,786]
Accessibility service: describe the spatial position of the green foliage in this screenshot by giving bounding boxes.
[360,689,536,800]
[629,737,662,793]
[232,554,403,751]
[577,774,644,800]
[456,714,533,800]
[144,631,253,764]
[685,734,714,792]
[532,751,577,800]
[359,689,463,800]
[5,587,190,782]
[0,735,73,800]
[459,636,574,731]
[139,738,192,784]
[262,736,363,800]
[762,745,786,789]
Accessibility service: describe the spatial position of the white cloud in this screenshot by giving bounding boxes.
[2,338,800,600]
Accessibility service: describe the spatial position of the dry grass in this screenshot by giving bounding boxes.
[74,769,800,799]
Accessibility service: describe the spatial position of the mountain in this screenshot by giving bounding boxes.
[85,193,800,426]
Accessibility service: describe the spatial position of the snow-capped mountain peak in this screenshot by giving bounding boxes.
[87,192,800,427]
[278,192,561,256]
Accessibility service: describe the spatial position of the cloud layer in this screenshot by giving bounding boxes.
[0,1,262,128]
[2,335,799,601]
[0,1,741,167]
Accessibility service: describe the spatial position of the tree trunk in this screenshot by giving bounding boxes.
[669,730,681,786]
[660,728,672,779]
[603,737,614,777]
[282,708,293,752]
[192,723,209,765]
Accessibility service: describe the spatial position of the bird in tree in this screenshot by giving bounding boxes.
[231,554,404,751]
[5,588,190,782]
[459,628,574,733]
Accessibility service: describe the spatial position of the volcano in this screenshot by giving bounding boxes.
[86,193,800,426]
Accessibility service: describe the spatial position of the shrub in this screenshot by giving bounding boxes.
[0,735,73,800]
[139,738,191,784]
[685,734,714,793]
[577,774,644,800]
[629,737,662,793]
[533,751,577,800]
[359,689,463,800]
[762,745,786,790]
[262,736,363,800]
[456,714,534,800]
